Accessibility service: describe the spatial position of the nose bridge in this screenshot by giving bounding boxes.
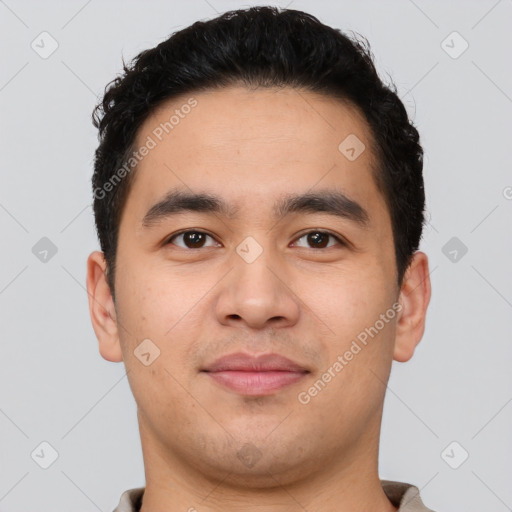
[215,232,300,329]
[233,234,282,303]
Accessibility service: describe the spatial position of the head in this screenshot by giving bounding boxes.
[87,6,430,493]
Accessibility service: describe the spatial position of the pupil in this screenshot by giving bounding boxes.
[308,232,328,248]
[186,232,204,248]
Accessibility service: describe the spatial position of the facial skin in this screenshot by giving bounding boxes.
[87,86,431,512]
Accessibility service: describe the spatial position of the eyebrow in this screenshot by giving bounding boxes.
[141,187,370,229]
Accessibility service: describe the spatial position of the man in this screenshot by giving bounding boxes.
[87,6,433,511]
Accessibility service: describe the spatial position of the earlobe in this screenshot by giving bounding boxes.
[86,251,123,362]
[393,251,432,363]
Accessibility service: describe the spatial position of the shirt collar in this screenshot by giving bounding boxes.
[113,480,434,512]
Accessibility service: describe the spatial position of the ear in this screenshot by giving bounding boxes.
[86,251,123,362]
[393,251,432,362]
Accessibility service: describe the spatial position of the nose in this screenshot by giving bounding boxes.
[214,243,300,331]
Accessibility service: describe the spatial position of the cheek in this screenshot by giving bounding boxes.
[116,256,182,327]
[295,265,391,339]
[115,264,209,370]
[296,264,397,398]
[116,272,200,413]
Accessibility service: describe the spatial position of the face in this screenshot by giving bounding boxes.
[87,86,430,488]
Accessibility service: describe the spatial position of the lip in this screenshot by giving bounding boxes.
[201,352,310,396]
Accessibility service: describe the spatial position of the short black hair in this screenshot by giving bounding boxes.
[92,5,425,297]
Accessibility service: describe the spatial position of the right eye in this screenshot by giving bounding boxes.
[165,230,221,249]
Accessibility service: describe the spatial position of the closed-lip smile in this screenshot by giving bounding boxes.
[201,352,310,396]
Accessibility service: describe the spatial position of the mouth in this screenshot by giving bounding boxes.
[201,352,310,396]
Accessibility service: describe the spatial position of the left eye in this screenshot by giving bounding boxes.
[166,230,343,250]
[293,231,344,249]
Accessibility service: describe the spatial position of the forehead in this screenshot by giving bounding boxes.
[124,86,388,229]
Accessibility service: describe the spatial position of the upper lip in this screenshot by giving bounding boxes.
[202,352,309,373]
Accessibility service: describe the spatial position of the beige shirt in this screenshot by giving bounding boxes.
[113,480,435,511]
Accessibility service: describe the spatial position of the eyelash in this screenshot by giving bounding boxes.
[165,230,346,250]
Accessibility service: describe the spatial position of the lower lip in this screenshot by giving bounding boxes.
[204,370,308,395]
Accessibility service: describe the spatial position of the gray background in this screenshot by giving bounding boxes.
[1,1,511,511]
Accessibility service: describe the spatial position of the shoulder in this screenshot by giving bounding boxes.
[381,480,436,512]
[112,487,145,512]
